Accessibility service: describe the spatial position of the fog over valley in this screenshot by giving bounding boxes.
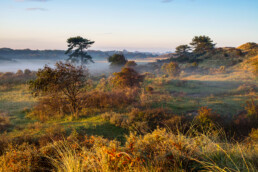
[0,48,165,73]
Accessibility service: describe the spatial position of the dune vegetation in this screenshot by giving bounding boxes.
[0,37,257,172]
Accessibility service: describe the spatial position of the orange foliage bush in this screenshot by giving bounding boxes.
[82,88,140,110]
[111,67,144,88]
[0,143,42,172]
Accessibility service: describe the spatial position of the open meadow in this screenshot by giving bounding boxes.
[0,42,257,171]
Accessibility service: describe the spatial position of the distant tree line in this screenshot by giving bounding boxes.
[175,35,216,56]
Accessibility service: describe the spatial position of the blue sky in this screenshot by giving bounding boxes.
[0,0,257,52]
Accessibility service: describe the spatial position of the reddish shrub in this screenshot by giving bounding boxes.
[111,67,144,88]
[127,108,172,133]
[27,96,70,121]
[81,88,140,110]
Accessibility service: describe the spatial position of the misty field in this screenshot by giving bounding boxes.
[1,0,258,170]
[0,42,257,172]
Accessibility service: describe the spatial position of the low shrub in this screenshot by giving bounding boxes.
[0,143,42,172]
[145,86,154,93]
[143,72,155,79]
[161,62,181,78]
[194,107,222,131]
[127,108,172,133]
[233,100,258,137]
[0,113,10,132]
[0,70,35,86]
[252,59,258,77]
[80,108,102,117]
[96,78,110,91]
[44,128,258,171]
[163,115,192,133]
[0,127,257,172]
[24,69,32,75]
[102,112,128,128]
[27,96,70,121]
[248,128,258,143]
[82,88,140,110]
[125,60,137,67]
[245,99,258,118]
[111,67,144,88]
[38,124,66,147]
[16,70,24,76]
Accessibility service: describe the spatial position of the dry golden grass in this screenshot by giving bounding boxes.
[42,128,258,172]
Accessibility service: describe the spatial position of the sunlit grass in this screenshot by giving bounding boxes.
[0,85,128,141]
[0,84,36,130]
[144,77,257,116]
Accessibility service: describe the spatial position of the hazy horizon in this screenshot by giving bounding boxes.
[0,47,168,54]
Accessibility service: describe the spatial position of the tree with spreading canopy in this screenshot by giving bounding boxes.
[65,36,95,65]
[175,45,191,55]
[190,35,215,54]
[29,62,88,118]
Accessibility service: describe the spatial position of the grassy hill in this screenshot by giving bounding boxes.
[0,42,257,171]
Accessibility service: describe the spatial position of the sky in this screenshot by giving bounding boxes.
[0,0,258,52]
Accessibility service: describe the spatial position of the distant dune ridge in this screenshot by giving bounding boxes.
[0,48,159,61]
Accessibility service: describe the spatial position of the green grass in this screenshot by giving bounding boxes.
[0,84,36,129]
[55,115,128,141]
[0,84,35,112]
[0,72,257,140]
[145,78,258,116]
[0,84,128,141]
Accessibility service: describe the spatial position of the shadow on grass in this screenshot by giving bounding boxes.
[165,79,256,97]
[71,122,129,144]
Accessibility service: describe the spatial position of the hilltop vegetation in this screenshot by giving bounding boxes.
[0,48,158,62]
[0,37,257,171]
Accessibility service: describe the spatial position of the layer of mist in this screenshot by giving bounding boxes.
[0,58,163,74]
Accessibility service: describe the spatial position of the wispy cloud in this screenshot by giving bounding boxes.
[26,7,48,11]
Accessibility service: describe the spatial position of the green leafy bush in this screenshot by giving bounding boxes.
[108,54,127,66]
